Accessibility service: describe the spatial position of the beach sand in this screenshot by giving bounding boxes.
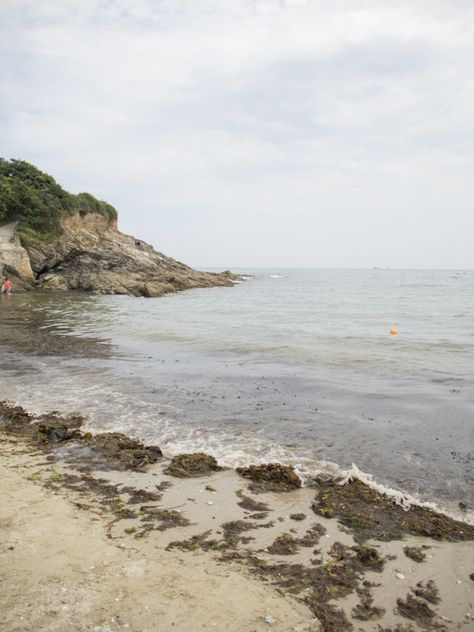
[1,439,316,632]
[1,425,473,632]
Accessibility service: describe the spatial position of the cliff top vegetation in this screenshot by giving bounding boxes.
[0,158,117,244]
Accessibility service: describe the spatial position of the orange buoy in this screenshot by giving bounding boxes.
[390,327,398,336]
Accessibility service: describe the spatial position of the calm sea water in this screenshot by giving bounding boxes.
[1,269,473,515]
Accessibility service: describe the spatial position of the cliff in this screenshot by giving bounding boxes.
[0,159,236,296]
[23,212,235,296]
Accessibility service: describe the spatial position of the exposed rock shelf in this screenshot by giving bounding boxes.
[1,212,237,296]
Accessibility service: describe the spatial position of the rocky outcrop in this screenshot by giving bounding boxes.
[1,213,238,296]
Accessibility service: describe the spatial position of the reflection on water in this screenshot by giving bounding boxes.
[0,291,114,357]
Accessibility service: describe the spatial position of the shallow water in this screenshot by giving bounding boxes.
[0,269,473,515]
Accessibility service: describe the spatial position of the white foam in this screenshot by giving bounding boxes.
[337,463,432,512]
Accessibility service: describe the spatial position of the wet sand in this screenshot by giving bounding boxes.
[1,413,473,632]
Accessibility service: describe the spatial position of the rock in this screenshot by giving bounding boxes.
[164,453,222,478]
[236,463,302,492]
[21,212,240,296]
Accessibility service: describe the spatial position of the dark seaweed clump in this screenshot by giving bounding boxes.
[236,463,302,492]
[307,600,353,632]
[166,530,215,553]
[236,490,270,513]
[0,403,83,444]
[289,512,306,521]
[44,472,169,523]
[82,432,162,471]
[164,453,222,478]
[0,401,162,472]
[352,587,385,621]
[404,545,427,563]
[138,506,190,536]
[396,593,442,629]
[267,523,327,555]
[311,478,474,543]
[413,580,441,605]
[167,519,275,553]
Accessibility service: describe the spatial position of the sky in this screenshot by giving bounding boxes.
[1,0,473,269]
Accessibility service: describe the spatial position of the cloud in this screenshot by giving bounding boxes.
[0,0,473,267]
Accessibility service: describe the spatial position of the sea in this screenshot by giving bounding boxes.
[0,269,473,520]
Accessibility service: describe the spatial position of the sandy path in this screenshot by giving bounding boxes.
[0,222,17,250]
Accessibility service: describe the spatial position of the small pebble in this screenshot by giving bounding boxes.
[456,580,462,584]
[264,614,275,624]
[395,572,405,580]
[207,501,214,505]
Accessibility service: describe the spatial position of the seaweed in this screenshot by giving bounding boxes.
[164,453,222,478]
[236,463,301,492]
[166,530,214,552]
[311,478,474,543]
[353,545,385,572]
[306,599,353,632]
[267,533,299,555]
[266,524,326,556]
[138,506,190,536]
[0,401,162,472]
[120,486,162,504]
[328,541,352,561]
[396,593,445,630]
[352,587,385,621]
[289,513,306,521]
[222,520,259,546]
[404,545,427,563]
[413,580,441,605]
[236,491,270,513]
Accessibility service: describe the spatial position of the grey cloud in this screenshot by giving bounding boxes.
[0,0,473,268]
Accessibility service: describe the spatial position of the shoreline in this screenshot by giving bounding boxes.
[1,282,473,515]
[1,402,474,631]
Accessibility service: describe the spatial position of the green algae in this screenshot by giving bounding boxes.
[311,478,474,543]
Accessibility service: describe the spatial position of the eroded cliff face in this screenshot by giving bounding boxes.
[1,213,236,296]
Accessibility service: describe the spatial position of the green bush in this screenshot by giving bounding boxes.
[0,158,117,243]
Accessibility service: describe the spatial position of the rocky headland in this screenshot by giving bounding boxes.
[0,159,238,296]
[24,212,236,297]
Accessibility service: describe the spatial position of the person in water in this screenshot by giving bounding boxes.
[1,278,12,294]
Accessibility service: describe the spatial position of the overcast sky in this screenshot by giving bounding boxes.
[1,1,473,269]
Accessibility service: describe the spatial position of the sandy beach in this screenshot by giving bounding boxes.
[1,403,473,632]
